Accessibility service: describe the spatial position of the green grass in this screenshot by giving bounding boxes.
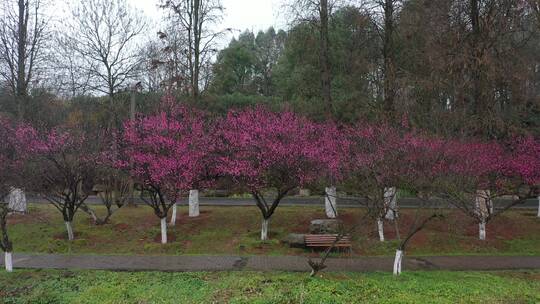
[0,270,539,303]
[6,204,540,256]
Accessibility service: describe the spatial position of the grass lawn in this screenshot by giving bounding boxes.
[6,203,540,256]
[1,269,539,303]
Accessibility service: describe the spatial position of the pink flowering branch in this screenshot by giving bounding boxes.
[217,107,336,240]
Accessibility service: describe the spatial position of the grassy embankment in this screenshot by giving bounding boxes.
[1,270,539,303]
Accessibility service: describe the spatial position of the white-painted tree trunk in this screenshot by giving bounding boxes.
[479,220,486,241]
[65,221,74,241]
[261,218,269,241]
[325,186,337,218]
[8,188,27,213]
[4,252,13,272]
[299,188,311,197]
[87,208,98,223]
[160,217,167,244]
[189,190,199,217]
[170,203,177,226]
[384,187,397,220]
[377,219,385,242]
[476,190,492,217]
[393,249,403,275]
[537,196,539,218]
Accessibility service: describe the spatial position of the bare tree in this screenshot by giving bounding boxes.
[398,0,531,137]
[148,25,191,94]
[47,34,92,99]
[79,166,131,226]
[286,0,342,117]
[161,0,228,101]
[0,0,47,118]
[379,0,400,116]
[62,0,146,100]
[361,0,403,117]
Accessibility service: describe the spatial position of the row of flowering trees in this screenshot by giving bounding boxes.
[1,99,539,272]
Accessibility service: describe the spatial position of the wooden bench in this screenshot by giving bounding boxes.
[304,234,352,251]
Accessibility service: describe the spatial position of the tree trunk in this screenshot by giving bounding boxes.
[384,187,398,220]
[382,0,396,116]
[261,218,269,241]
[16,0,28,99]
[479,220,486,241]
[377,219,385,242]
[4,251,13,272]
[476,190,490,241]
[170,203,177,226]
[319,0,333,115]
[189,189,199,217]
[82,204,99,224]
[130,89,136,120]
[325,186,337,218]
[160,217,168,244]
[393,249,403,275]
[192,0,201,100]
[65,221,74,241]
[537,196,539,218]
[8,188,27,213]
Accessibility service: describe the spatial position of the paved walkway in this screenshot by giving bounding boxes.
[2,254,540,272]
[29,196,540,209]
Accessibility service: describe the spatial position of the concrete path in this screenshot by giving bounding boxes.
[28,196,540,209]
[2,254,539,273]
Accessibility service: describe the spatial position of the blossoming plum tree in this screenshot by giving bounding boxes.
[434,137,538,241]
[120,102,216,244]
[318,121,349,218]
[24,127,99,241]
[343,123,406,242]
[389,134,450,275]
[311,125,448,276]
[0,116,27,272]
[506,136,540,217]
[82,129,132,226]
[218,107,337,241]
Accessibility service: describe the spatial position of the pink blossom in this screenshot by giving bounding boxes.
[120,104,216,200]
[216,106,335,192]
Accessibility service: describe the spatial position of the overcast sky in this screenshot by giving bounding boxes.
[127,0,286,41]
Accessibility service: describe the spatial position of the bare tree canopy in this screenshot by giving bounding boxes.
[285,0,344,118]
[60,0,146,98]
[0,0,48,116]
[160,0,228,100]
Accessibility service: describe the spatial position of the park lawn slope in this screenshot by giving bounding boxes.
[6,204,540,256]
[0,270,539,303]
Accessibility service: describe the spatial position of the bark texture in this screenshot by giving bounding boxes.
[189,189,199,217]
[377,219,385,242]
[161,217,167,244]
[384,186,397,220]
[170,203,177,226]
[261,218,269,241]
[393,249,403,275]
[325,186,337,218]
[8,188,27,213]
[65,221,74,241]
[5,251,13,272]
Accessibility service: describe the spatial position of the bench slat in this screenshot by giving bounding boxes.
[304,234,352,249]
